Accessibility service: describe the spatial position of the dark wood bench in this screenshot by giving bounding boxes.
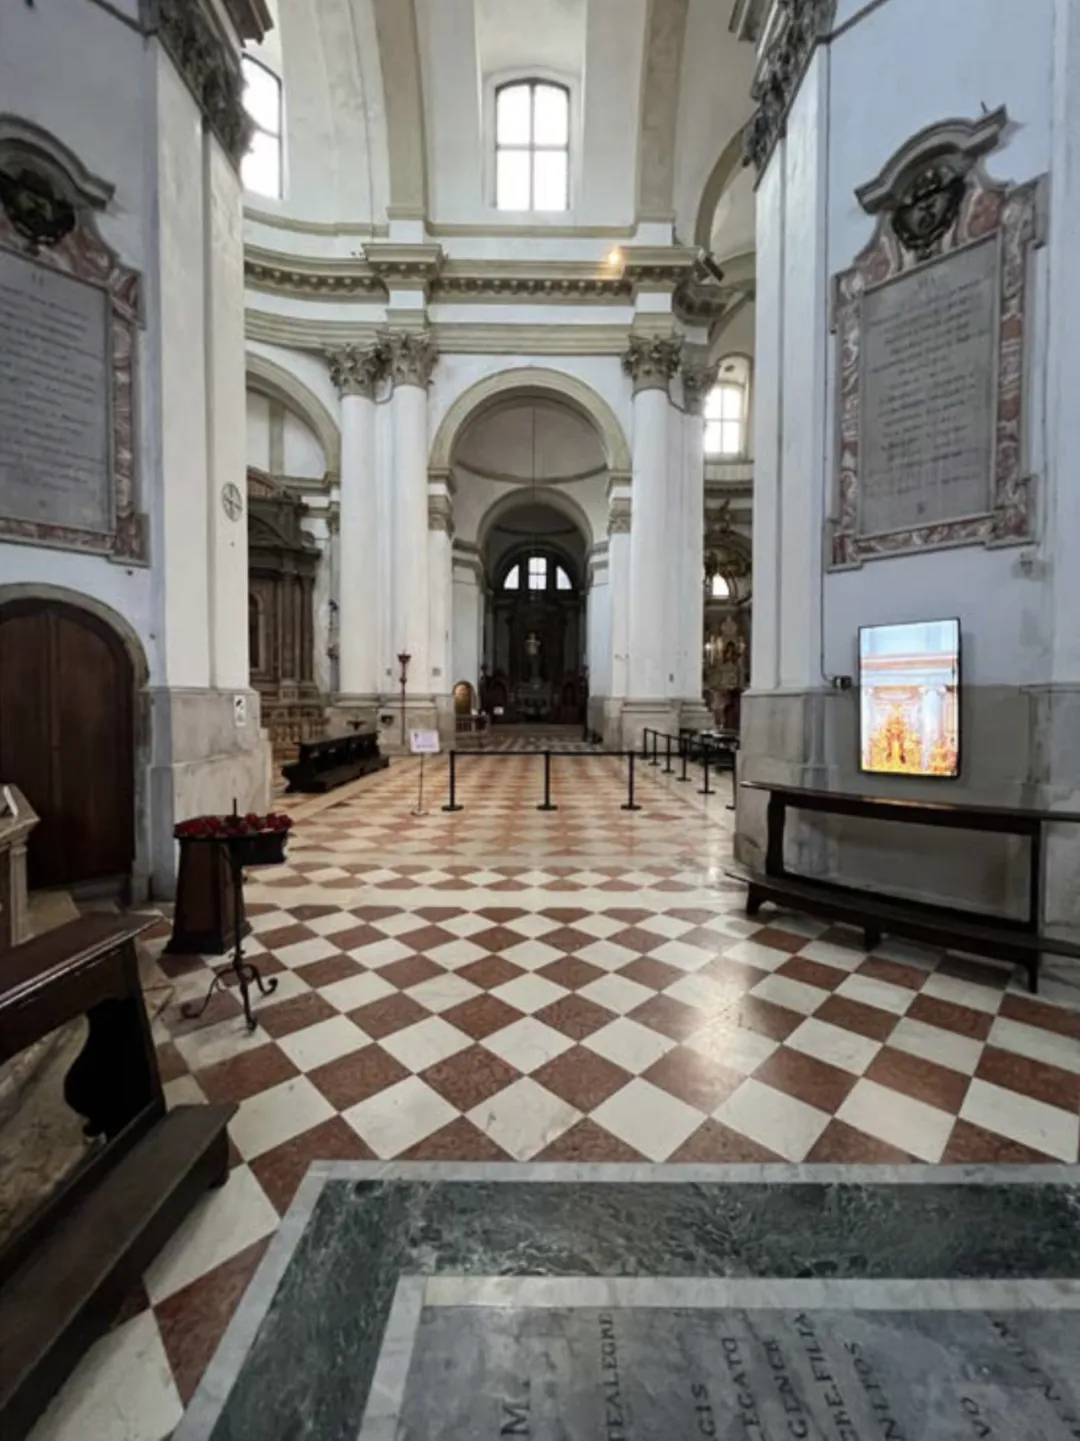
[681,728,739,772]
[0,914,234,1440]
[732,781,1080,994]
[281,729,389,794]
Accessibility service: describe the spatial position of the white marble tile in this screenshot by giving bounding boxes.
[404,974,482,1013]
[277,1015,368,1072]
[920,971,1004,1016]
[501,940,565,972]
[887,1016,983,1076]
[714,1079,830,1162]
[987,1016,1080,1076]
[229,1076,336,1161]
[578,973,655,1016]
[482,1016,574,1072]
[749,972,827,1016]
[575,940,640,973]
[648,939,714,973]
[320,971,396,1013]
[837,1079,954,1163]
[795,939,867,973]
[637,913,695,939]
[961,1079,1080,1162]
[573,914,628,940]
[28,1310,182,1441]
[491,973,569,1014]
[583,1018,674,1074]
[374,913,432,937]
[719,939,792,972]
[438,913,496,937]
[504,914,564,939]
[306,911,363,937]
[379,1016,473,1071]
[685,1023,779,1075]
[347,938,415,969]
[592,1079,702,1161]
[273,936,342,970]
[467,1078,580,1160]
[664,973,726,1012]
[422,938,487,970]
[247,910,294,934]
[344,1077,459,1158]
[164,1074,207,1110]
[144,1165,278,1304]
[784,1017,880,1075]
[835,973,914,1016]
[172,1015,271,1072]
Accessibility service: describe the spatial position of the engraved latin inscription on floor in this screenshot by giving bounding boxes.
[0,248,111,534]
[396,1306,1080,1440]
[858,237,998,538]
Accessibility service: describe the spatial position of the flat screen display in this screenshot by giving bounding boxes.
[859,619,960,777]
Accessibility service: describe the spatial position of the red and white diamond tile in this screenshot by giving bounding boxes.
[29,753,1080,1440]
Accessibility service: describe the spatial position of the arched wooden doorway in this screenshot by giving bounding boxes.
[0,599,135,890]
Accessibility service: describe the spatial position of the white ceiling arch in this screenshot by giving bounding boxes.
[246,351,342,475]
[430,366,631,476]
[475,485,595,558]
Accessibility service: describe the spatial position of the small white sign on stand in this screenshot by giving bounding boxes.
[409,730,440,814]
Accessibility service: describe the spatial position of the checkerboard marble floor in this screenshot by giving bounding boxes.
[28,753,1080,1439]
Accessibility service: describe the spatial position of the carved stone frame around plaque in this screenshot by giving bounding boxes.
[828,107,1047,569]
[0,116,147,564]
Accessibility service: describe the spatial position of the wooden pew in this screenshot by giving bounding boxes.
[281,730,389,794]
[0,914,234,1441]
[732,782,1080,993]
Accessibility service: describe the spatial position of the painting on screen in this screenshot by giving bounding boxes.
[859,620,960,777]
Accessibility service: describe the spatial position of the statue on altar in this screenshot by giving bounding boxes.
[524,630,541,681]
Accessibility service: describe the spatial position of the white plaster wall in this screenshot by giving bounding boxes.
[247,391,272,471]
[452,566,481,691]
[820,0,1055,691]
[587,565,612,696]
[283,410,327,478]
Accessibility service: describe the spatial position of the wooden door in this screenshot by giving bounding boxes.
[0,601,135,889]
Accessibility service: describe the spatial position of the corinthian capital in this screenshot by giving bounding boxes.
[681,353,720,415]
[621,334,682,394]
[383,330,439,389]
[326,344,385,399]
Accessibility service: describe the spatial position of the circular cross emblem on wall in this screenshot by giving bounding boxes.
[221,482,244,522]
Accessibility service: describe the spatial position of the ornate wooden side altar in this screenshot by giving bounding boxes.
[248,471,327,752]
[0,784,36,953]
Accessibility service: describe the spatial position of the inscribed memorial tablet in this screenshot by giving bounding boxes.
[0,248,111,535]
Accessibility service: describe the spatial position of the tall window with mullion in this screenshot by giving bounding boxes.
[241,56,283,199]
[495,81,570,212]
[704,382,745,457]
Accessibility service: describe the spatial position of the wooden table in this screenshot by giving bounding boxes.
[735,782,1080,992]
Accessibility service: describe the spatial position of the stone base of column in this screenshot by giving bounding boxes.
[376,694,441,754]
[149,687,273,899]
[619,699,681,755]
[679,698,715,735]
[327,696,381,736]
[589,695,616,745]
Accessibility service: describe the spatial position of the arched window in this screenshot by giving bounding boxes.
[501,553,576,593]
[504,564,521,591]
[241,56,283,199]
[704,383,744,457]
[556,566,572,592]
[495,81,570,212]
[710,573,731,600]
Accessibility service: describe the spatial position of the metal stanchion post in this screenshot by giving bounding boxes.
[621,751,642,811]
[537,750,557,811]
[663,734,674,775]
[698,748,713,797]
[648,730,659,767]
[441,750,464,812]
[678,738,690,783]
[641,729,649,762]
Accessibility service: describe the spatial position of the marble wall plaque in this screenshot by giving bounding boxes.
[859,237,997,537]
[397,1305,1080,1440]
[0,248,111,534]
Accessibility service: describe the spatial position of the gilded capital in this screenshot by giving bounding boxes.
[621,335,682,394]
[326,344,385,399]
[384,330,439,389]
[681,354,720,416]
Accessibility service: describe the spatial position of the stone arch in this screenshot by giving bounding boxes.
[475,485,595,566]
[694,126,748,250]
[246,352,341,476]
[430,368,631,478]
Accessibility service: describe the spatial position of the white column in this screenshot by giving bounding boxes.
[428,480,454,738]
[328,346,382,703]
[679,355,716,728]
[621,337,681,743]
[387,332,438,708]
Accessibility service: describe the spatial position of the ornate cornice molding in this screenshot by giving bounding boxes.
[246,311,633,356]
[325,344,386,399]
[681,352,721,415]
[224,0,273,43]
[383,329,438,389]
[744,0,837,177]
[622,334,683,394]
[155,0,251,167]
